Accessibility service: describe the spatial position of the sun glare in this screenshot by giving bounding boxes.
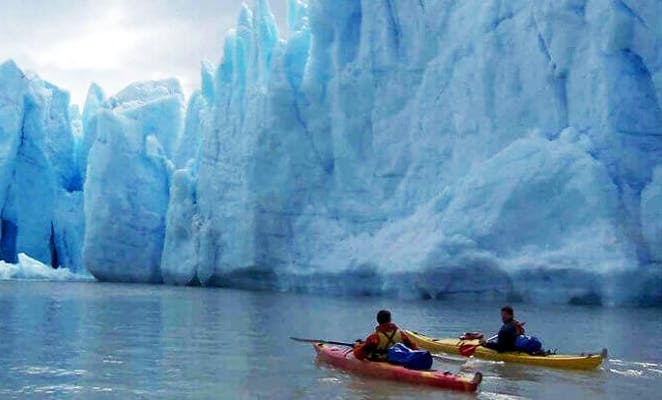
[34,7,149,71]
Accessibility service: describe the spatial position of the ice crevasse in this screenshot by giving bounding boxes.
[2,0,662,305]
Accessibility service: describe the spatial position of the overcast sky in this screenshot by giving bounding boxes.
[0,0,287,105]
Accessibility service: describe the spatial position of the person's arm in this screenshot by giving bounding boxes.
[483,325,513,352]
[515,320,526,335]
[483,340,501,351]
[498,324,517,351]
[353,333,378,360]
[400,331,418,350]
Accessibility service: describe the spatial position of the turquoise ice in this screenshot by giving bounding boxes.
[0,0,660,305]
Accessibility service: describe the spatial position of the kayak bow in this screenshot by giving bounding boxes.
[406,330,607,370]
[314,343,482,392]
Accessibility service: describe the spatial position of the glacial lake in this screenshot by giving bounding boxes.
[0,281,660,399]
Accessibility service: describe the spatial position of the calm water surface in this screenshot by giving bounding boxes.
[0,281,661,399]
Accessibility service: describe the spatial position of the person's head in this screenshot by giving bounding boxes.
[500,306,514,323]
[376,310,392,325]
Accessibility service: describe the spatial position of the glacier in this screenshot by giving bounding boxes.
[154,0,661,305]
[0,60,84,273]
[82,80,184,283]
[1,0,661,305]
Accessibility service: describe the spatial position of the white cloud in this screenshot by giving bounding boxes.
[0,0,288,105]
[33,7,155,71]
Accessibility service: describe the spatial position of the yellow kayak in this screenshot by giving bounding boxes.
[406,331,607,370]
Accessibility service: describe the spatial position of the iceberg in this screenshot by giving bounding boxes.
[0,253,91,281]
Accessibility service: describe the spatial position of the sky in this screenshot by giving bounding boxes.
[0,0,288,106]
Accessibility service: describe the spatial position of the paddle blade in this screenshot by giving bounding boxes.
[459,344,479,357]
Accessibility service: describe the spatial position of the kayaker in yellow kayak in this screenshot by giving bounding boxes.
[353,310,419,361]
[480,305,526,352]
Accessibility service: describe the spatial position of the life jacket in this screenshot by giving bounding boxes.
[513,320,525,336]
[370,329,403,361]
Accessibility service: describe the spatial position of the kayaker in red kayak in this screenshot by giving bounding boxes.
[353,310,419,361]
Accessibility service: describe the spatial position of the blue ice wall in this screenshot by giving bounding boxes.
[0,61,84,271]
[1,0,660,305]
[161,0,661,304]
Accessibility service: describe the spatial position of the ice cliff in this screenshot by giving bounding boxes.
[2,0,661,305]
[83,80,184,283]
[0,60,84,272]
[157,0,661,305]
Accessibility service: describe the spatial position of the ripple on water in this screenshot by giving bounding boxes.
[11,366,87,377]
[101,355,124,365]
[479,392,529,400]
[608,359,662,379]
[14,384,84,396]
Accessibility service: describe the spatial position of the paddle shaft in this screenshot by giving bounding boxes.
[431,353,467,363]
[290,337,355,347]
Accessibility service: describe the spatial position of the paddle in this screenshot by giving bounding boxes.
[289,337,466,363]
[431,353,471,363]
[458,334,498,357]
[289,336,355,347]
[459,344,480,357]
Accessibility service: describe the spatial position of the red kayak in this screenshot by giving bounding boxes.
[314,344,482,392]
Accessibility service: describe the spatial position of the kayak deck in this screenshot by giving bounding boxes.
[314,344,481,392]
[406,331,607,370]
